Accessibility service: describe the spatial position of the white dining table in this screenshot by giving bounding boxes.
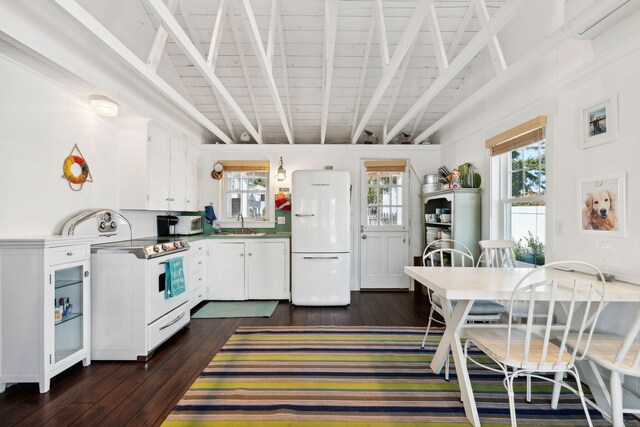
[404,266,640,426]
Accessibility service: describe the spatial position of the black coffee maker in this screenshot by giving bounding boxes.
[156,215,179,236]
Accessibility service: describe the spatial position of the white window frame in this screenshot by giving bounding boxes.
[499,138,546,240]
[218,169,275,228]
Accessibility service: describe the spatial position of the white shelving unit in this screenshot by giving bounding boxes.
[0,236,92,393]
[422,189,481,262]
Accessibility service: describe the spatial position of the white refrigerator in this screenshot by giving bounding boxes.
[291,170,351,306]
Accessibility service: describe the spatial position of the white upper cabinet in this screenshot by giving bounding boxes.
[185,144,200,212]
[118,120,199,212]
[147,123,172,211]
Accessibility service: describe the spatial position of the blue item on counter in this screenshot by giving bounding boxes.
[165,257,185,299]
[205,205,217,225]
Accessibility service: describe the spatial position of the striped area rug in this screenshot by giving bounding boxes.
[163,326,632,426]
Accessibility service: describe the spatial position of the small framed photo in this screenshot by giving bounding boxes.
[578,173,626,236]
[581,94,618,149]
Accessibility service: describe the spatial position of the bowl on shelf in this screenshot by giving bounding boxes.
[440,214,452,223]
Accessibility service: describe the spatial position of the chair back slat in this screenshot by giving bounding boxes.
[478,240,517,268]
[506,261,605,369]
[423,239,474,268]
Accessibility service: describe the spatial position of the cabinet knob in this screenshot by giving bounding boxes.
[170,198,175,201]
[240,253,244,257]
[186,200,191,203]
[67,252,73,256]
[198,261,202,265]
[165,198,170,201]
[248,253,252,256]
[198,278,202,281]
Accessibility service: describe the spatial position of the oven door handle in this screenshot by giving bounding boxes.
[159,311,186,330]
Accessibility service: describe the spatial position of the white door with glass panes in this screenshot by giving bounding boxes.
[360,160,410,289]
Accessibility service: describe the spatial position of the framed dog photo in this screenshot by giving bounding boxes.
[581,94,618,149]
[578,173,626,237]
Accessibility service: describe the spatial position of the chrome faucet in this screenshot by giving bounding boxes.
[237,213,244,234]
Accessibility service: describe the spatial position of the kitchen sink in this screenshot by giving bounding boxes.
[212,232,267,237]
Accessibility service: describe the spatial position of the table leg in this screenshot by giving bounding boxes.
[431,299,481,427]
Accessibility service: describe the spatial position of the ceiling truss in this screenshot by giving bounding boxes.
[46,0,629,145]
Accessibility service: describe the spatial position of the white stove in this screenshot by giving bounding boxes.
[63,210,191,361]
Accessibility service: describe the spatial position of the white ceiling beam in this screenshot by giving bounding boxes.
[228,4,263,142]
[179,0,236,142]
[384,0,524,144]
[351,0,432,144]
[321,0,338,144]
[474,0,507,74]
[374,0,389,69]
[351,14,376,140]
[206,0,228,71]
[146,0,180,72]
[413,0,629,144]
[266,0,279,69]
[446,2,474,59]
[277,14,294,139]
[143,0,260,143]
[427,4,449,74]
[238,0,294,144]
[52,0,233,144]
[383,39,416,143]
[408,4,448,140]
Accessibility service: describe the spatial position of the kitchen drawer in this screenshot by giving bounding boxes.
[190,256,205,271]
[148,304,189,352]
[50,245,87,265]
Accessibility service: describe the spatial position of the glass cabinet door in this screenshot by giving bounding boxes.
[52,264,85,363]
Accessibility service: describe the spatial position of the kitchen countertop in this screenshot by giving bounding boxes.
[184,232,291,242]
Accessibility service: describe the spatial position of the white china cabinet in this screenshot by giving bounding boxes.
[0,237,92,393]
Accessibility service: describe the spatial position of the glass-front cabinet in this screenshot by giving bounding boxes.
[0,237,91,394]
[51,263,87,364]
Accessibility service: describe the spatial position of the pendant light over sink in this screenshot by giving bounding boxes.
[277,157,287,181]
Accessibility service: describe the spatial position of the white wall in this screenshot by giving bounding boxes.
[199,144,441,289]
[433,0,640,373]
[0,54,197,238]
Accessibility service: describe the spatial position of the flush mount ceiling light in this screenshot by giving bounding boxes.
[240,131,251,142]
[88,95,119,117]
[277,157,287,181]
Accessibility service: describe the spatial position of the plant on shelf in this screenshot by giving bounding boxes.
[513,231,545,266]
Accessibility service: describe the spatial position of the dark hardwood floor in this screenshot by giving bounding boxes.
[0,291,430,426]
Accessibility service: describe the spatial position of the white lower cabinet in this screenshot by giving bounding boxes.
[0,237,92,393]
[206,239,290,301]
[207,242,245,300]
[187,242,207,309]
[246,241,288,300]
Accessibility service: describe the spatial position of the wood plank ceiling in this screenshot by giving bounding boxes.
[134,0,522,144]
[88,0,519,144]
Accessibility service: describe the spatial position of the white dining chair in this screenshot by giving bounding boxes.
[421,239,504,380]
[463,261,606,427]
[477,239,517,268]
[559,310,640,426]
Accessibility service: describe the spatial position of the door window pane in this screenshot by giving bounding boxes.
[366,171,404,227]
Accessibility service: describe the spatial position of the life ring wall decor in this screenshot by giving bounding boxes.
[62,144,93,191]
